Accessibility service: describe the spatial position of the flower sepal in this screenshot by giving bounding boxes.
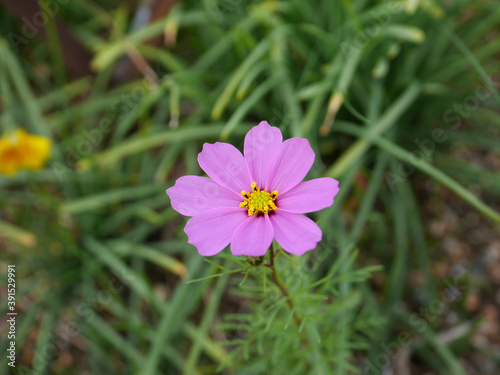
[245,256,265,266]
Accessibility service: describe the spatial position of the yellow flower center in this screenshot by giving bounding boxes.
[240,182,278,216]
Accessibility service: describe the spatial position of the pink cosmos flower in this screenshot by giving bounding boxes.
[166,121,339,257]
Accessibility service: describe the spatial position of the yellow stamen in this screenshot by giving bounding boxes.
[240,181,278,216]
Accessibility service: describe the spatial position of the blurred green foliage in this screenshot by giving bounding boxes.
[1,0,500,374]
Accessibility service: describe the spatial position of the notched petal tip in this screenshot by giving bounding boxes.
[230,215,273,257]
[167,176,240,217]
[197,142,252,194]
[277,177,340,214]
[244,121,283,188]
[270,211,322,256]
[266,137,315,194]
[184,208,248,256]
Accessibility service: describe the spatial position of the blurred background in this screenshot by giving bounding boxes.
[0,0,500,374]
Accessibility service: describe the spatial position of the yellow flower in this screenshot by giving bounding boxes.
[0,129,51,175]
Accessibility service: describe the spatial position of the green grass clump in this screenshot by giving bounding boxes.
[1,0,500,374]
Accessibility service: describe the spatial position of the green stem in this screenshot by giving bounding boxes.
[267,246,303,330]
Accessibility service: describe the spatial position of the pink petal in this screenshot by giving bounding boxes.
[166,176,241,217]
[184,208,248,256]
[277,178,340,214]
[231,215,274,256]
[266,138,315,194]
[198,142,252,194]
[244,121,283,188]
[270,211,322,255]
